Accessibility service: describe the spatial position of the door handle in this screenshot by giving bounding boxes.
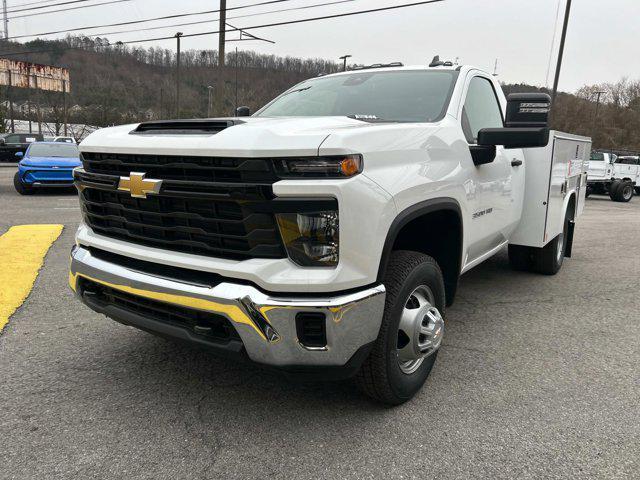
[511,159,523,167]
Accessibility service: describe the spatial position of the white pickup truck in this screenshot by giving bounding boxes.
[69,62,590,404]
[586,151,639,202]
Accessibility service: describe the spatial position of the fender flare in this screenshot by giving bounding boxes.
[377,197,464,304]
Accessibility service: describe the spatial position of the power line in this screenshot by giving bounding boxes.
[7,0,296,37]
[0,0,446,57]
[32,0,360,42]
[6,0,118,14]
[6,0,132,19]
[7,0,64,8]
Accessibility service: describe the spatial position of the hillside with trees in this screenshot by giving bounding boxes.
[1,36,639,151]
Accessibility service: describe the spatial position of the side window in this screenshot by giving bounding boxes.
[461,77,504,144]
[5,134,19,143]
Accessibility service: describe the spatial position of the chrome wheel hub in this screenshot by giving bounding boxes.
[397,285,444,375]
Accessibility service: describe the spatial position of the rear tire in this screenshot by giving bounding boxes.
[609,180,622,201]
[13,172,34,195]
[530,209,570,275]
[613,181,633,202]
[356,251,445,405]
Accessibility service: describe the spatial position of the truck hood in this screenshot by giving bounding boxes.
[80,117,388,157]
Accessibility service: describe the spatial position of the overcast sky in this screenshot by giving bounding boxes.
[6,0,639,92]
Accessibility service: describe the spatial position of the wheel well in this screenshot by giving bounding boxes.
[380,208,462,306]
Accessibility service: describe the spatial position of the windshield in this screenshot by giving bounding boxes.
[256,70,458,122]
[590,152,604,161]
[28,143,79,158]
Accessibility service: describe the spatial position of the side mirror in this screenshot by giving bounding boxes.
[505,93,551,127]
[478,127,550,149]
[0,138,5,146]
[478,92,551,149]
[235,106,251,117]
[15,151,24,158]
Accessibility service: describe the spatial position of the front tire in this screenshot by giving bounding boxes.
[356,251,445,405]
[13,172,34,195]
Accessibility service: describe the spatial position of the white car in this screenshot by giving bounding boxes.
[69,61,590,404]
[43,136,77,144]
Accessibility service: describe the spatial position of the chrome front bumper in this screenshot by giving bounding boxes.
[69,245,385,368]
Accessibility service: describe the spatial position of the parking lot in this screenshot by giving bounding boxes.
[0,163,638,479]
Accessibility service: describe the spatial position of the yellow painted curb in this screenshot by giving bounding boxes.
[0,224,63,333]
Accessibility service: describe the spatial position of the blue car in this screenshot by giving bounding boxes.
[14,142,81,195]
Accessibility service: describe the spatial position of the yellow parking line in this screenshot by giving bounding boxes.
[0,225,63,333]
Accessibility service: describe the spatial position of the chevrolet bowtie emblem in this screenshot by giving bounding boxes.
[117,172,162,198]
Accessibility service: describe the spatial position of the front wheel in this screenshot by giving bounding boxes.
[356,251,445,405]
[13,171,34,195]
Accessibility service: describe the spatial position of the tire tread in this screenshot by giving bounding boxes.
[356,250,444,405]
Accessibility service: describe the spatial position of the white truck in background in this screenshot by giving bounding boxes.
[587,151,639,202]
[69,61,591,404]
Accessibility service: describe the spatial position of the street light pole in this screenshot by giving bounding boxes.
[207,85,214,117]
[175,32,183,118]
[339,54,352,72]
[550,0,573,108]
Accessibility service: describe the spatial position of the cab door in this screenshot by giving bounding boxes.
[460,75,525,265]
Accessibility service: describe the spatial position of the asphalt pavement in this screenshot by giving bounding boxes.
[0,164,638,479]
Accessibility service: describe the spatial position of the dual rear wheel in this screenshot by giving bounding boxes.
[508,207,571,275]
[609,180,634,202]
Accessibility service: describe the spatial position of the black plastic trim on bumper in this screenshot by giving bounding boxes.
[78,285,373,382]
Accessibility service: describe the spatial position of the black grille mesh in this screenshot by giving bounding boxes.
[79,153,286,260]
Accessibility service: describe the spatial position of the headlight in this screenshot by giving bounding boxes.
[275,155,362,178]
[276,210,339,267]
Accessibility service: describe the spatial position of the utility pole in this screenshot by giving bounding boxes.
[339,54,352,72]
[2,0,8,40]
[218,0,227,68]
[175,32,183,118]
[550,0,573,108]
[591,90,606,137]
[62,79,68,136]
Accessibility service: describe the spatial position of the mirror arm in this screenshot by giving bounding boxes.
[469,145,496,166]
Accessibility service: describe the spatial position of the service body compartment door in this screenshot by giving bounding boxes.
[509,131,591,248]
[545,137,588,242]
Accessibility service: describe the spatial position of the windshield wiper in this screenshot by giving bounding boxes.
[279,86,312,98]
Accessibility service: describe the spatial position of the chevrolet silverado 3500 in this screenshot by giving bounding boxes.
[69,63,590,404]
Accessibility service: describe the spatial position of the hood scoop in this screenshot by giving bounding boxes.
[130,118,245,135]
